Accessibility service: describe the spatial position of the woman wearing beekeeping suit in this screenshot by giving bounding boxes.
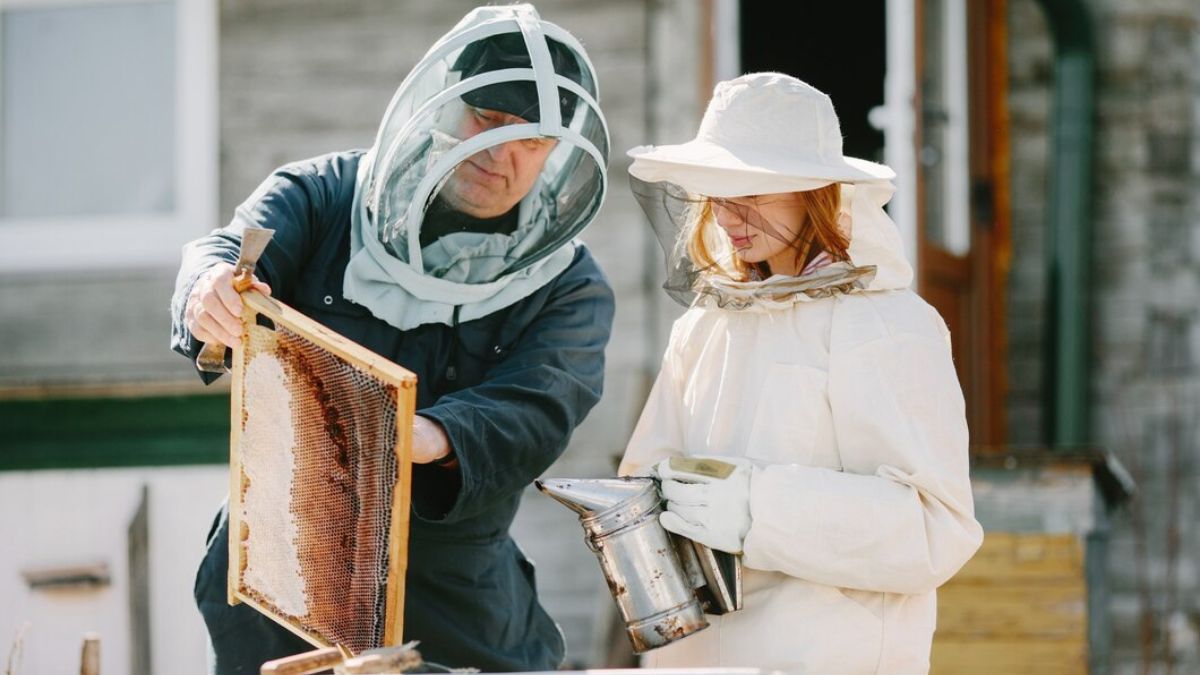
[173,5,612,673]
[619,73,984,674]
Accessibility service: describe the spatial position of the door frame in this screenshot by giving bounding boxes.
[912,0,1011,447]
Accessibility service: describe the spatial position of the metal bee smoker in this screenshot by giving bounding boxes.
[536,476,742,653]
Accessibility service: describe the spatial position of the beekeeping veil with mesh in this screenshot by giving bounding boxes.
[344,4,610,330]
[626,72,913,310]
[629,178,897,310]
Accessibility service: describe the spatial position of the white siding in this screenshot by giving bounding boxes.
[0,467,226,675]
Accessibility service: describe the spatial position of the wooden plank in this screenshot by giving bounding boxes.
[384,386,415,646]
[128,484,152,675]
[0,378,220,401]
[80,634,101,675]
[932,531,1089,673]
[244,290,416,389]
[228,305,248,607]
[966,0,1013,447]
[931,637,1087,674]
[260,647,344,675]
[937,581,1086,639]
[235,591,327,649]
[947,532,1083,583]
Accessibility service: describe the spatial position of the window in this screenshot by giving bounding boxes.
[0,0,215,271]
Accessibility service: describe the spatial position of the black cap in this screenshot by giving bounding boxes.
[453,33,582,124]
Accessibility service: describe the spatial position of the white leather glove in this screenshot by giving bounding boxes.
[655,456,753,554]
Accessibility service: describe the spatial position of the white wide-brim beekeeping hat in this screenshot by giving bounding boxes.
[628,72,894,197]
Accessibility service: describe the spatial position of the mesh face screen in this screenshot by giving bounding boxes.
[233,310,409,654]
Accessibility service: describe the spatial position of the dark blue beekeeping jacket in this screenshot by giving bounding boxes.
[170,151,614,674]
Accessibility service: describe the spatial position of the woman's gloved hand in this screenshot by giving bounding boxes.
[655,456,753,554]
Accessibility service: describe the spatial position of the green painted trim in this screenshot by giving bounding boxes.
[0,393,229,470]
[1036,0,1095,447]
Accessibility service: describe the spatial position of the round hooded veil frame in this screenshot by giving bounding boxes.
[345,4,611,329]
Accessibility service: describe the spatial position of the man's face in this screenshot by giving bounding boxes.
[438,105,558,218]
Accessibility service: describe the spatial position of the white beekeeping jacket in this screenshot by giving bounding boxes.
[620,180,983,675]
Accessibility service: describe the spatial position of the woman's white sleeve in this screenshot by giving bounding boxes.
[618,331,686,477]
[741,302,983,595]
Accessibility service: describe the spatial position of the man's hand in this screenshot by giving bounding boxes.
[185,262,272,349]
[412,415,456,466]
[655,456,753,554]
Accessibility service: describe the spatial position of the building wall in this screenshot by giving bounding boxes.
[1006,0,1052,446]
[1007,0,1200,671]
[0,467,226,675]
[0,271,195,387]
[0,0,216,391]
[0,1,702,672]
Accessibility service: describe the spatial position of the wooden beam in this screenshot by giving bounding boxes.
[932,637,1087,674]
[949,532,1084,583]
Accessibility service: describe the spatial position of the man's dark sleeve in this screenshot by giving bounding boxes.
[416,247,615,523]
[169,156,348,381]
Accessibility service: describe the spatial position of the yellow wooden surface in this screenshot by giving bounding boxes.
[227,305,248,608]
[937,581,1086,639]
[949,532,1084,583]
[930,532,1087,675]
[244,290,417,388]
[932,637,1087,674]
[383,376,416,647]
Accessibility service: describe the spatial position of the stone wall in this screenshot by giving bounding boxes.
[1007,0,1200,671]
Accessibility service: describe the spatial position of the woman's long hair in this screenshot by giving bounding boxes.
[686,183,849,282]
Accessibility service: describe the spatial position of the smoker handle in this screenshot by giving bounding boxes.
[260,647,344,675]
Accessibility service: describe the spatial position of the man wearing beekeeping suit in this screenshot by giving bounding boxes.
[169,6,613,673]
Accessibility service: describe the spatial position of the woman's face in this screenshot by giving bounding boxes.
[710,193,807,275]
